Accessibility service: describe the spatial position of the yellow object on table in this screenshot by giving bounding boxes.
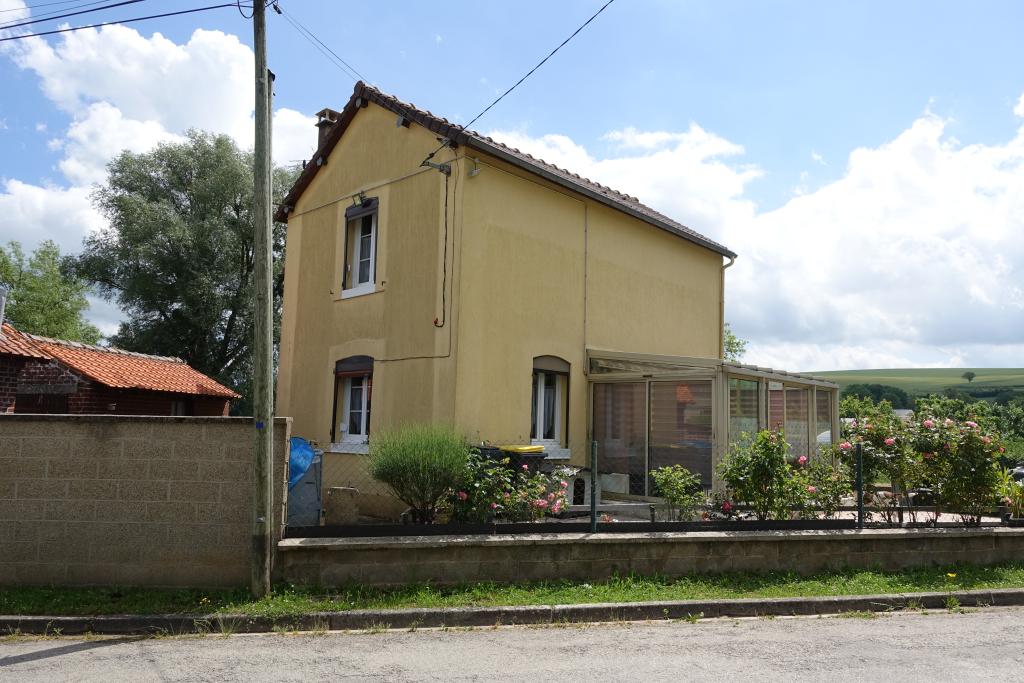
[499,444,545,454]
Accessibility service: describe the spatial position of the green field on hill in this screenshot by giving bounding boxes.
[808,368,1024,396]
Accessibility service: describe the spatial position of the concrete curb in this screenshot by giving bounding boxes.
[4,588,1024,636]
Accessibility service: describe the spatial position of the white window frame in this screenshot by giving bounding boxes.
[531,371,564,446]
[339,373,371,444]
[341,212,377,299]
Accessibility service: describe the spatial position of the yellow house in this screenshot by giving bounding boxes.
[276,82,837,506]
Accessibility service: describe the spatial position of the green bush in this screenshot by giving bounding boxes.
[650,465,705,521]
[448,451,574,523]
[719,429,792,520]
[368,423,470,523]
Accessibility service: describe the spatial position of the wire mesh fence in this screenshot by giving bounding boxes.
[284,441,1008,536]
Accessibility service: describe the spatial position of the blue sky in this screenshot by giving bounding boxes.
[1,0,1023,370]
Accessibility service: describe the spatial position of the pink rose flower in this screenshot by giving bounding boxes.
[798,456,808,465]
[923,419,935,429]
[944,418,954,427]
[521,464,529,470]
[721,501,733,513]
[807,485,817,494]
[923,452,934,460]
[965,421,978,429]
[559,480,568,488]
[490,502,498,509]
[839,441,853,451]
[552,503,562,514]
[982,436,992,445]
[532,499,548,508]
[503,492,511,499]
[851,420,858,428]
[884,437,896,446]
[457,491,468,501]
[547,492,556,501]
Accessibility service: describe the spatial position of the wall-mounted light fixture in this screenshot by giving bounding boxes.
[469,158,482,178]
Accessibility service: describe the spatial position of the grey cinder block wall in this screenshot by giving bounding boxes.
[0,415,290,587]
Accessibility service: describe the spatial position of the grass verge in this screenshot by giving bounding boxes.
[3,563,1023,618]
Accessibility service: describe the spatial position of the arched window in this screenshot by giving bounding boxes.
[531,355,569,447]
[331,355,373,444]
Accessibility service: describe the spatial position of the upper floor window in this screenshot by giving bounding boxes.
[332,355,374,444]
[531,356,569,446]
[342,197,378,298]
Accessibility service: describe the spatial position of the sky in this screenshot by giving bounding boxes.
[1,0,1022,372]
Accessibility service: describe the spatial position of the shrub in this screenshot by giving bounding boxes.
[448,451,575,523]
[650,465,705,521]
[368,423,470,523]
[719,429,792,520]
[789,458,852,519]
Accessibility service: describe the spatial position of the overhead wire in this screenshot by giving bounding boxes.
[0,0,122,27]
[422,0,616,163]
[0,0,145,30]
[0,2,237,41]
[275,4,366,83]
[0,0,93,14]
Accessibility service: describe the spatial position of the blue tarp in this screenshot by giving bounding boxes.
[288,437,316,490]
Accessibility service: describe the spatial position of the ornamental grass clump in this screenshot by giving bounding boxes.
[368,423,470,524]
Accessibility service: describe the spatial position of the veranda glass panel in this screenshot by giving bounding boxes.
[815,390,832,455]
[649,381,714,491]
[784,387,809,459]
[593,382,646,496]
[768,381,785,432]
[728,377,759,448]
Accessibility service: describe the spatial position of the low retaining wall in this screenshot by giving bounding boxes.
[279,527,1024,587]
[0,415,291,587]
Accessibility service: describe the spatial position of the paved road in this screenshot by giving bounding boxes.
[3,608,1024,682]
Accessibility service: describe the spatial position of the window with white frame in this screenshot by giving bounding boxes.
[530,356,569,447]
[331,355,374,445]
[342,198,378,297]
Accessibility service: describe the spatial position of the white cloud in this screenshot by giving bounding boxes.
[1015,92,1024,118]
[434,34,443,44]
[810,150,825,165]
[34,122,46,132]
[490,104,1024,370]
[0,18,318,335]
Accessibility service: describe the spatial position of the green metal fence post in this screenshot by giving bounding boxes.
[855,442,864,529]
[590,440,598,533]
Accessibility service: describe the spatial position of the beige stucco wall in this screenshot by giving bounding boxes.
[452,153,724,465]
[0,415,290,588]
[277,102,725,464]
[277,102,457,445]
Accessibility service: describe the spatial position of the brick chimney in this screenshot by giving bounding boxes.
[315,108,341,148]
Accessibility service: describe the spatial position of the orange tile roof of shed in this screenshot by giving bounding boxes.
[0,323,51,359]
[27,335,239,399]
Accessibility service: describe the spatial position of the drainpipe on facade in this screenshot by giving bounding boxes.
[720,256,736,359]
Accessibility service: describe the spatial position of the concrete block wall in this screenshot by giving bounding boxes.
[0,415,290,587]
[279,527,1024,587]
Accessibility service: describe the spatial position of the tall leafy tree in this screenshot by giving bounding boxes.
[73,131,297,413]
[0,240,101,343]
[723,322,747,362]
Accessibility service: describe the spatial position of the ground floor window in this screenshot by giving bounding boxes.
[530,356,569,447]
[331,355,374,444]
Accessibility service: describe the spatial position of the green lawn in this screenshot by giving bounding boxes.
[809,368,1024,396]
[4,564,1024,618]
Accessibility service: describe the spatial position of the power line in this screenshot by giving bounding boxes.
[276,4,367,83]
[0,0,91,14]
[0,0,145,30]
[0,2,236,42]
[0,0,118,27]
[424,0,615,162]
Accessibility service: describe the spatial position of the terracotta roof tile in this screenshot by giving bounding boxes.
[277,82,736,259]
[26,334,239,399]
[0,323,51,359]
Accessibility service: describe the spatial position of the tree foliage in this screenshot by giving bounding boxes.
[841,383,912,409]
[723,322,747,362]
[72,131,297,412]
[961,371,977,383]
[0,240,100,343]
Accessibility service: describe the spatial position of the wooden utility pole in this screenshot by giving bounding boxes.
[251,0,274,598]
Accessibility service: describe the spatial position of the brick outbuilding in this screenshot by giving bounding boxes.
[0,322,238,416]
